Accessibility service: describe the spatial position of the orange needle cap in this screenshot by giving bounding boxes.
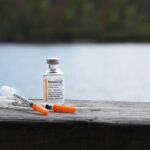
[53,104,77,113]
[32,103,49,116]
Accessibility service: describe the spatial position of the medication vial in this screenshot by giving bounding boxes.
[43,58,64,104]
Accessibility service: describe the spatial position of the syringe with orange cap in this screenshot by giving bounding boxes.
[44,103,77,113]
[0,86,49,116]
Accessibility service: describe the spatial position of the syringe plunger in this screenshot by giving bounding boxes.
[0,86,18,98]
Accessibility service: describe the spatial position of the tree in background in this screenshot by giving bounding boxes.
[0,0,149,42]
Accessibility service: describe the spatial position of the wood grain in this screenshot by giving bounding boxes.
[0,100,150,125]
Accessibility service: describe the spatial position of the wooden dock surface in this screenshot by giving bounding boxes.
[0,99,150,150]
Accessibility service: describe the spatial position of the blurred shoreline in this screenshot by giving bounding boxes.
[1,42,150,45]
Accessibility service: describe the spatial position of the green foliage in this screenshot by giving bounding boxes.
[0,0,150,42]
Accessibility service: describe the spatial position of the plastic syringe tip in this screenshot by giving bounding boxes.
[32,103,49,116]
[53,104,77,113]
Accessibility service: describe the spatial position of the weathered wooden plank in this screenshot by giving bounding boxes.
[0,100,150,150]
[0,100,150,125]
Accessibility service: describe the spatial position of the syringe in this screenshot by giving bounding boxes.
[44,103,77,113]
[0,86,49,116]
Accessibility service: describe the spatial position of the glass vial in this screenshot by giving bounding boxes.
[43,58,64,104]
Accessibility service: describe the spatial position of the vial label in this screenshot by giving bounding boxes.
[44,76,64,104]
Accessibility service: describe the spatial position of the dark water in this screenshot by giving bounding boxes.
[1,43,150,102]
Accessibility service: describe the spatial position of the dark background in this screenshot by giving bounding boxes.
[0,0,150,43]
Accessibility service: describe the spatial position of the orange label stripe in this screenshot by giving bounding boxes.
[45,79,48,102]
